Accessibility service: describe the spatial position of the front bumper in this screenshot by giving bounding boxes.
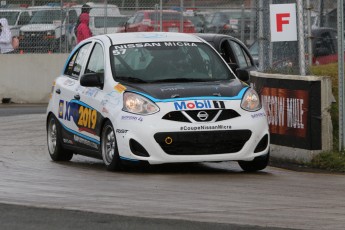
[115,104,270,165]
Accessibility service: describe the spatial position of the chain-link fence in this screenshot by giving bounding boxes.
[0,0,256,53]
[0,0,340,75]
[255,0,337,75]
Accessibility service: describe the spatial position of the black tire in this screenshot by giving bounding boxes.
[238,152,269,172]
[47,114,73,161]
[101,120,122,171]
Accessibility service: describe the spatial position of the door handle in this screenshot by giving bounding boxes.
[55,89,61,94]
[74,94,80,100]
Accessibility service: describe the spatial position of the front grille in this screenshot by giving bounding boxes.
[162,109,240,123]
[23,31,46,40]
[185,110,219,122]
[154,130,252,155]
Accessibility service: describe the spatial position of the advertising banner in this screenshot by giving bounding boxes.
[251,76,322,150]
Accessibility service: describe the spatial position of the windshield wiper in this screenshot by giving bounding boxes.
[116,76,147,83]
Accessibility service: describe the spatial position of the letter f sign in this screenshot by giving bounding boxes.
[276,13,290,32]
[270,4,297,42]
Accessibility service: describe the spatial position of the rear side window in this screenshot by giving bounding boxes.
[94,16,128,28]
[230,41,251,68]
[64,43,91,78]
[85,43,104,74]
[148,12,181,21]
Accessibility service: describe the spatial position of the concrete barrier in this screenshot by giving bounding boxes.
[251,71,333,163]
[0,54,69,103]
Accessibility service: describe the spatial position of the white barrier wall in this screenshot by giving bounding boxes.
[0,54,69,103]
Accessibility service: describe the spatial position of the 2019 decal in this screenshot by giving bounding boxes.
[59,100,101,135]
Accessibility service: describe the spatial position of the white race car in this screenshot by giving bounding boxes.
[46,32,270,172]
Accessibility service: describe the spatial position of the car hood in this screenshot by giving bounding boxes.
[20,24,59,32]
[121,79,247,100]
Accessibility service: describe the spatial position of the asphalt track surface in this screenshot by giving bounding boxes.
[0,105,345,229]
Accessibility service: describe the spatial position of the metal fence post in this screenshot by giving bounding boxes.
[240,4,245,42]
[338,0,345,151]
[104,0,108,34]
[258,0,264,72]
[160,0,163,32]
[180,0,184,33]
[306,0,313,67]
[297,0,306,76]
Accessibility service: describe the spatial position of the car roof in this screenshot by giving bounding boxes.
[196,33,243,44]
[94,32,203,45]
[0,8,27,12]
[138,10,180,14]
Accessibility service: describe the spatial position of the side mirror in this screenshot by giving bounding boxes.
[236,68,250,82]
[80,72,104,89]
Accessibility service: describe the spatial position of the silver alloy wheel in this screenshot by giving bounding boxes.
[102,125,115,165]
[48,119,57,155]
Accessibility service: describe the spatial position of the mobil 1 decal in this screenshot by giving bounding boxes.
[58,99,102,136]
[174,100,225,110]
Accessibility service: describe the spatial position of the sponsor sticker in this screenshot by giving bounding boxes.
[174,100,225,110]
[114,84,126,93]
[180,125,232,131]
[63,138,73,144]
[62,100,100,135]
[74,135,98,149]
[251,112,266,119]
[116,129,128,134]
[121,115,143,122]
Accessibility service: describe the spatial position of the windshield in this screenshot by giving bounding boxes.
[110,42,235,83]
[0,11,19,25]
[29,9,64,24]
[94,16,127,28]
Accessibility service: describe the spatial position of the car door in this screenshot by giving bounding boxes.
[56,42,92,149]
[73,42,106,150]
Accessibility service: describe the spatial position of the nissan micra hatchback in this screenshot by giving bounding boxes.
[46,32,270,172]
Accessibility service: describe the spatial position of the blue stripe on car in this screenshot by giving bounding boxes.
[70,99,95,110]
[128,87,248,102]
[120,156,140,162]
[60,122,100,145]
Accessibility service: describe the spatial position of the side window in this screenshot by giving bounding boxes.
[69,10,78,24]
[85,43,104,74]
[220,40,235,64]
[134,13,144,23]
[64,43,91,78]
[127,16,135,25]
[229,41,251,68]
[212,13,221,24]
[18,12,31,25]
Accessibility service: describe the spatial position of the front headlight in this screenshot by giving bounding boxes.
[123,92,159,115]
[241,88,261,112]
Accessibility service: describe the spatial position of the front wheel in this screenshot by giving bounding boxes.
[238,152,269,172]
[101,120,122,171]
[47,114,73,161]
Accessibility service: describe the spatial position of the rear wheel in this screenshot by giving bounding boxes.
[47,114,73,161]
[238,152,269,172]
[101,120,122,171]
